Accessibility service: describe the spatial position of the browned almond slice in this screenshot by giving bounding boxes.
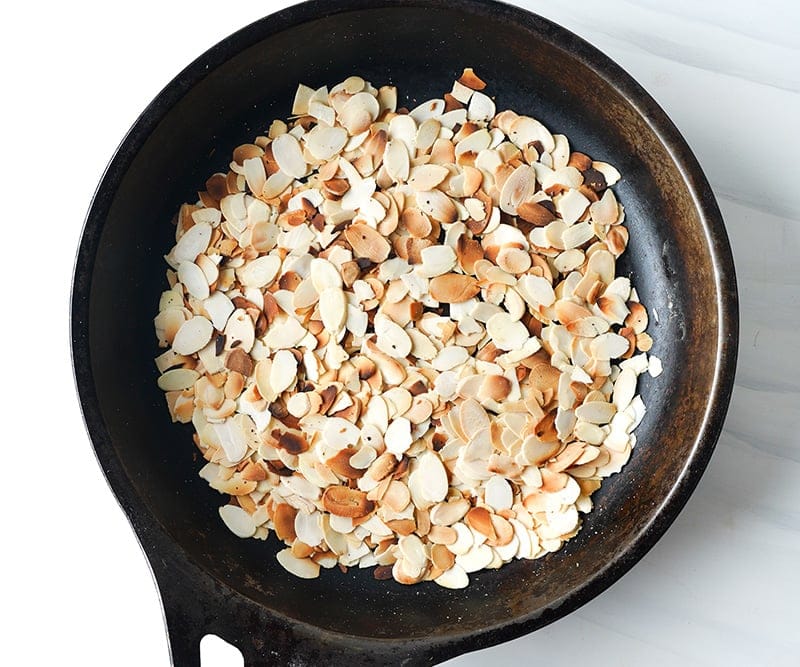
[345,223,391,263]
[458,67,487,91]
[322,486,374,518]
[429,273,480,303]
[465,507,497,540]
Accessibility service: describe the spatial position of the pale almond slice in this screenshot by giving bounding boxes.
[434,563,469,589]
[263,316,306,349]
[174,222,211,263]
[375,317,412,357]
[518,274,555,307]
[592,161,621,186]
[590,332,631,360]
[431,345,469,371]
[385,417,413,458]
[448,522,475,555]
[319,287,347,334]
[292,83,315,115]
[224,310,255,353]
[484,475,513,512]
[407,328,438,360]
[456,543,494,573]
[219,505,256,538]
[236,254,281,288]
[648,355,663,378]
[350,444,378,469]
[172,316,213,355]
[409,98,446,124]
[309,257,343,292]
[467,91,495,123]
[574,401,616,425]
[322,417,361,450]
[562,221,595,250]
[340,92,381,135]
[157,368,199,391]
[384,139,411,183]
[305,125,348,161]
[556,189,591,225]
[178,261,210,300]
[416,450,449,503]
[612,367,637,411]
[459,399,490,439]
[417,244,457,278]
[486,312,529,351]
[272,134,308,179]
[276,548,321,579]
[270,349,298,394]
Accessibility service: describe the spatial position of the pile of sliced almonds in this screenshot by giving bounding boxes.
[154,69,662,588]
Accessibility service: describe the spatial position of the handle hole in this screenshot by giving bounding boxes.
[200,634,244,667]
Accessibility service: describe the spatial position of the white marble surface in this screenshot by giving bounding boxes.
[2,1,797,665]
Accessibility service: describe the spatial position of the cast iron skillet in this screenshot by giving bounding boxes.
[71,0,738,664]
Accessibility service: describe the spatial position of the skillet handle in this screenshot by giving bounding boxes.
[162,593,203,666]
[150,555,206,667]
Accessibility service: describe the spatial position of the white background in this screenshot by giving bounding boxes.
[2,1,798,665]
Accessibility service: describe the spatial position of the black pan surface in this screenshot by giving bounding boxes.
[72,1,737,664]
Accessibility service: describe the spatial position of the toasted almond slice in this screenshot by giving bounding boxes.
[340,92,381,135]
[417,190,458,223]
[305,125,348,161]
[509,116,555,153]
[429,273,479,303]
[625,302,649,334]
[458,68,487,90]
[499,165,537,215]
[383,480,411,512]
[322,486,374,518]
[408,164,450,191]
[345,223,391,263]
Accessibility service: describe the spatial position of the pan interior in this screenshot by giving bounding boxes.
[86,4,719,639]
